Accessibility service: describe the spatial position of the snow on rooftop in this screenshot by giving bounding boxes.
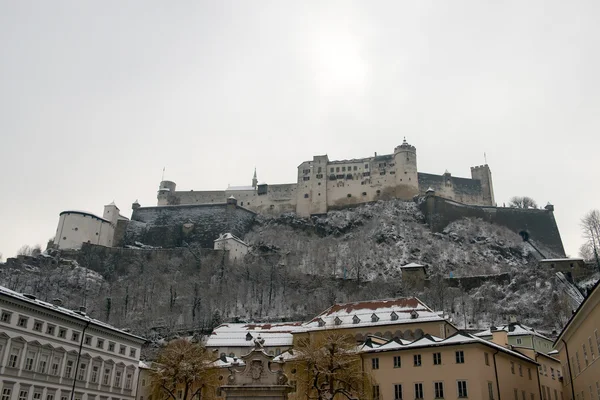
[206,322,303,348]
[214,233,248,245]
[0,285,145,342]
[474,323,551,341]
[212,356,246,368]
[399,262,426,269]
[302,297,444,331]
[362,332,537,364]
[540,258,584,262]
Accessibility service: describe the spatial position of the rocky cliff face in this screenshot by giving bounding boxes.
[0,200,588,338]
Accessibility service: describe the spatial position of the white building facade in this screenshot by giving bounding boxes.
[0,285,145,400]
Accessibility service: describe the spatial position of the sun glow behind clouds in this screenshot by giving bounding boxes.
[310,29,369,96]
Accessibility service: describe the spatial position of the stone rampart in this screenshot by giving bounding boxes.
[420,195,565,257]
[122,203,256,248]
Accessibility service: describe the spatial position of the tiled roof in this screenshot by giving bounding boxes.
[0,285,145,342]
[302,297,444,331]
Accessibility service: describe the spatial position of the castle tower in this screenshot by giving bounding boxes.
[157,180,176,205]
[252,168,258,189]
[103,202,120,225]
[470,165,495,206]
[393,138,419,199]
[296,155,329,217]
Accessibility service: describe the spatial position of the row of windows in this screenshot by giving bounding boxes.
[510,361,534,380]
[0,386,128,400]
[538,384,564,400]
[372,380,469,400]
[571,329,600,378]
[0,311,137,358]
[371,351,467,370]
[573,381,600,400]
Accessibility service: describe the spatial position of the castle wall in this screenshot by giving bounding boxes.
[420,195,566,257]
[123,203,256,248]
[53,212,115,250]
[418,173,489,205]
[159,190,226,206]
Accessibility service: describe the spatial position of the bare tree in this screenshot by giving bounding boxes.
[151,339,219,400]
[292,331,374,400]
[508,196,538,209]
[580,210,600,268]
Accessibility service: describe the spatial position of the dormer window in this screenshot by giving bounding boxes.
[352,315,360,324]
[245,333,253,341]
[317,318,326,327]
[410,310,419,319]
[371,314,379,323]
[334,317,342,326]
[391,311,399,321]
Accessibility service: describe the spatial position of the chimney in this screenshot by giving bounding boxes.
[491,328,509,348]
[52,298,63,306]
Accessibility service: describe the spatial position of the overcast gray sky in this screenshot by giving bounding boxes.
[1,1,598,259]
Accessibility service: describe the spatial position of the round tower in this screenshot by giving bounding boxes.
[157,180,176,205]
[393,138,419,199]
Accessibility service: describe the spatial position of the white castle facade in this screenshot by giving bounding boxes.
[157,139,495,216]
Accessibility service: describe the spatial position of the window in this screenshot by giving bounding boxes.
[458,381,468,398]
[97,339,104,349]
[528,368,532,380]
[51,357,60,375]
[130,349,137,358]
[71,331,80,342]
[33,320,43,332]
[517,338,523,345]
[394,384,403,400]
[551,368,555,380]
[119,345,126,355]
[456,350,464,364]
[65,360,74,378]
[330,168,334,173]
[576,352,581,373]
[114,371,122,387]
[583,344,589,366]
[91,366,99,383]
[2,388,11,400]
[25,351,35,370]
[372,358,379,370]
[414,383,424,399]
[18,390,28,400]
[58,328,67,339]
[177,390,183,400]
[46,395,54,400]
[519,364,523,376]
[33,393,41,400]
[17,316,28,328]
[485,352,489,366]
[103,368,111,385]
[595,330,600,355]
[303,194,309,198]
[8,347,20,368]
[589,337,595,359]
[38,354,48,373]
[488,382,494,400]
[522,391,527,400]
[414,354,422,366]
[46,325,56,335]
[108,342,115,352]
[511,361,515,374]
[78,363,87,381]
[372,385,380,400]
[433,352,442,365]
[434,382,444,399]
[0,311,11,323]
[393,356,401,368]
[84,335,92,346]
[126,373,133,389]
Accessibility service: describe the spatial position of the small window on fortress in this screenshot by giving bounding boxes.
[74,227,78,231]
[304,194,309,198]
[342,167,346,171]
[347,194,352,198]
[354,166,358,171]
[63,237,67,240]
[330,168,334,173]
[390,171,395,174]
[336,167,340,172]
[95,232,98,235]
[240,202,243,206]
[376,190,381,195]
[303,177,310,181]
[318,167,322,173]
[365,164,369,169]
[362,192,367,196]
[316,174,323,179]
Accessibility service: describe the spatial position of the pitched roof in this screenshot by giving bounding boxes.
[0,285,145,343]
[302,297,445,331]
[475,323,552,341]
[206,322,303,348]
[362,331,538,364]
[399,262,426,269]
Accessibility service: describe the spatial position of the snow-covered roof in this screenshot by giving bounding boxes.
[399,262,426,269]
[139,360,153,369]
[302,297,445,332]
[540,258,584,262]
[227,185,255,191]
[59,210,111,224]
[474,323,552,341]
[212,356,246,368]
[206,322,303,348]
[0,285,145,342]
[362,332,538,364]
[214,233,248,246]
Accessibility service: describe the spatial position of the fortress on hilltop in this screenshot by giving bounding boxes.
[157,139,495,216]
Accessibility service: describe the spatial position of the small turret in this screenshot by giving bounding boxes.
[252,168,258,189]
[132,200,141,210]
[545,202,554,212]
[103,202,120,225]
